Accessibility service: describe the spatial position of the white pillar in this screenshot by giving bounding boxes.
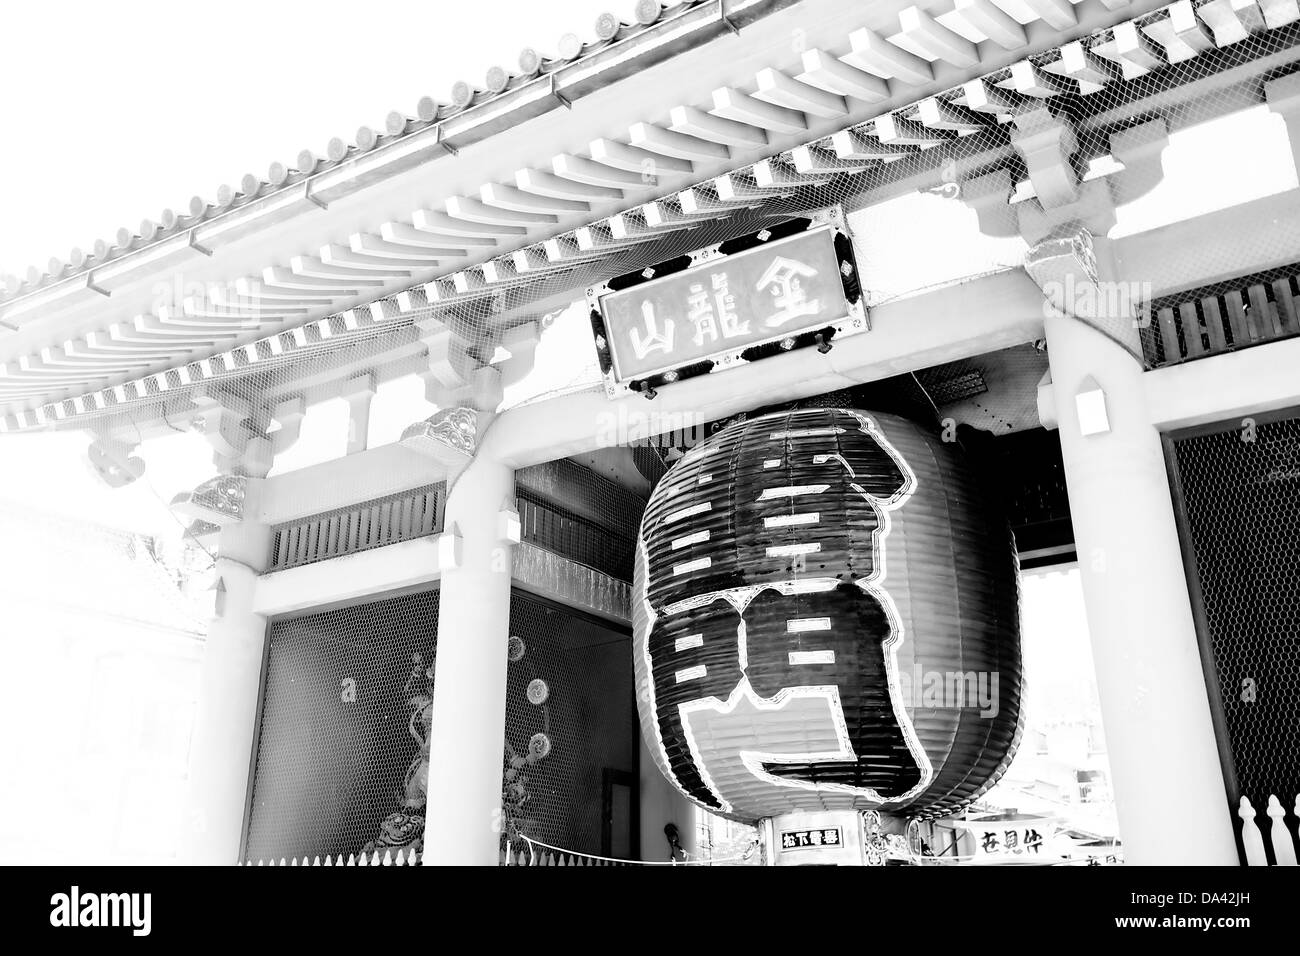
[1044,309,1238,865]
[423,454,515,865]
[183,484,273,864]
[637,733,699,862]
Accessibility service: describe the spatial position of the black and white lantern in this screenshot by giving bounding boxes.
[633,407,1023,860]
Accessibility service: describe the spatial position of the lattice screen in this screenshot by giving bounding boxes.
[1167,408,1300,863]
[502,592,639,859]
[243,589,440,863]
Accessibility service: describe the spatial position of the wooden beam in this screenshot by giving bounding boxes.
[754,67,848,118]
[668,105,768,147]
[842,28,933,86]
[797,49,889,103]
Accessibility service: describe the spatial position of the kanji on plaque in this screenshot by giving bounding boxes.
[713,272,748,338]
[756,256,821,328]
[629,301,674,361]
[592,222,854,383]
[687,281,720,347]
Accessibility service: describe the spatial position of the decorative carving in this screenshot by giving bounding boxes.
[170,474,248,525]
[361,653,434,857]
[861,810,910,865]
[1024,225,1146,362]
[359,637,557,857]
[86,437,145,488]
[399,406,479,459]
[185,519,222,543]
[1024,225,1098,297]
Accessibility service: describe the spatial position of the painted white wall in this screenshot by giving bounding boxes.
[253,536,444,617]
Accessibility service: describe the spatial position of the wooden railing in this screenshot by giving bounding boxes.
[268,484,445,572]
[1143,267,1300,367]
[1237,794,1299,866]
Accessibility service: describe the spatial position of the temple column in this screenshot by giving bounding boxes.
[1033,233,1238,864]
[423,449,517,865]
[181,484,272,864]
[961,104,1238,864]
[177,395,302,864]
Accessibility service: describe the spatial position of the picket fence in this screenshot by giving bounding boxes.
[501,848,631,866]
[241,849,424,866]
[1238,795,1300,866]
[240,845,632,867]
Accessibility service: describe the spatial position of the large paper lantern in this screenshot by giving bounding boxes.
[633,408,1022,832]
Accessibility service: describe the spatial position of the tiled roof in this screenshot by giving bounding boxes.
[0,1,707,304]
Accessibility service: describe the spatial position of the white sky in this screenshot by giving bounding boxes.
[0,0,617,532]
[0,0,619,276]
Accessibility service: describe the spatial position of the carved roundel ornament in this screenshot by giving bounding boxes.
[526,678,550,706]
[632,408,1024,823]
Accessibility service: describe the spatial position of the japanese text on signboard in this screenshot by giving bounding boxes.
[595,227,851,382]
[780,828,843,851]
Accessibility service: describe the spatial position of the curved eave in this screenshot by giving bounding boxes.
[2,0,1294,431]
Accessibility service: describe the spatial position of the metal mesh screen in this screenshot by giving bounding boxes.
[502,591,638,859]
[1168,408,1300,861]
[243,588,439,864]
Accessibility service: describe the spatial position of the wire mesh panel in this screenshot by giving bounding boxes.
[243,589,439,864]
[501,591,638,860]
[1168,409,1300,862]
